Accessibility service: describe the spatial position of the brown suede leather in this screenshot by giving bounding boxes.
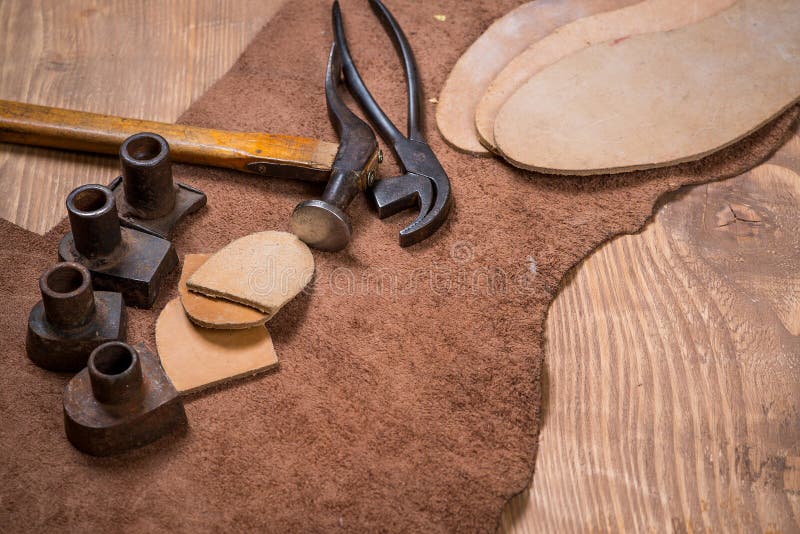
[0,0,796,531]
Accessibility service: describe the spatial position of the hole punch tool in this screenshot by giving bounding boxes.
[26,262,126,372]
[332,0,453,247]
[59,184,178,308]
[110,132,207,240]
[63,341,186,456]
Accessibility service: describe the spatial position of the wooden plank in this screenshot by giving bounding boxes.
[0,0,286,234]
[501,127,800,532]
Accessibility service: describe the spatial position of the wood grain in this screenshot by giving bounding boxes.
[501,127,800,532]
[0,0,286,234]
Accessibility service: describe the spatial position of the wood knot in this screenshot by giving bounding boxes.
[715,202,764,238]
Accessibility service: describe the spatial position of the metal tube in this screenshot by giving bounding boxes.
[39,262,95,330]
[66,184,122,258]
[88,342,144,405]
[119,132,176,219]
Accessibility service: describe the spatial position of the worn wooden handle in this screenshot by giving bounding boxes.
[0,99,338,182]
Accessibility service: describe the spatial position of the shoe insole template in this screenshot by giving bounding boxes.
[494,0,800,175]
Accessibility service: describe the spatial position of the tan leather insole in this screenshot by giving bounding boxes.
[187,231,314,314]
[494,0,800,175]
[475,0,737,152]
[435,0,639,156]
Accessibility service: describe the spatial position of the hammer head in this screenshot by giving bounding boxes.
[291,44,379,251]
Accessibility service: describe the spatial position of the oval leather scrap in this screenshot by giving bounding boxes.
[494,0,800,175]
[179,253,271,329]
[435,0,639,156]
[186,231,314,314]
[475,0,737,152]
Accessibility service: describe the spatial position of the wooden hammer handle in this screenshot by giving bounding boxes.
[0,99,338,182]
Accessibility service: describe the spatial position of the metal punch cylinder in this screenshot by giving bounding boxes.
[66,184,122,258]
[88,342,144,405]
[39,262,95,330]
[119,132,176,219]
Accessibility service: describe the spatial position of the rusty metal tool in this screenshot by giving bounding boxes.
[291,43,381,251]
[333,0,453,246]
[110,132,206,240]
[26,262,126,372]
[59,184,178,308]
[63,341,186,456]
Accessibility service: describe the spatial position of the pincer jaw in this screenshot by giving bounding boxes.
[368,137,453,247]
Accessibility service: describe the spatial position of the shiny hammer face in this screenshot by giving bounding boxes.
[291,199,352,252]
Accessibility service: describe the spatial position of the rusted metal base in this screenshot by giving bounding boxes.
[27,291,125,372]
[109,178,206,240]
[108,132,206,240]
[63,342,186,456]
[59,227,177,309]
[26,262,126,372]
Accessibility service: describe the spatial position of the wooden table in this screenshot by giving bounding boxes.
[501,134,800,533]
[2,2,798,531]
